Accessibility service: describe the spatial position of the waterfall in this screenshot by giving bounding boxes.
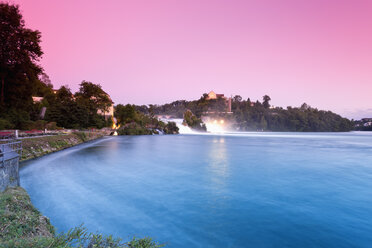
[162,118,230,134]
[161,118,198,134]
[204,121,226,133]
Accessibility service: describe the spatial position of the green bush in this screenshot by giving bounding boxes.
[117,123,153,135]
[45,122,61,130]
[0,118,14,130]
[183,110,206,131]
[163,121,179,134]
[29,120,47,130]
[75,131,88,142]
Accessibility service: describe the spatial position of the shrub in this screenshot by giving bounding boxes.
[183,110,206,131]
[0,118,14,130]
[117,123,153,135]
[45,122,61,130]
[163,121,179,134]
[75,131,88,142]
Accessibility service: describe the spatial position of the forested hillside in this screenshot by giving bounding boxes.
[138,94,353,132]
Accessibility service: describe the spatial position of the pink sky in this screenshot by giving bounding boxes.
[12,0,372,119]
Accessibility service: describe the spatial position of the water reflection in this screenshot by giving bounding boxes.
[207,137,230,189]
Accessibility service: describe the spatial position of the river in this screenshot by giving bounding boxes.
[20,131,372,247]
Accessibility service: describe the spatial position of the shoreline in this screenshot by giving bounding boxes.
[0,187,162,247]
[2,134,164,247]
[20,131,108,162]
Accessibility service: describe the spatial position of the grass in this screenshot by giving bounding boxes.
[0,187,165,248]
[20,132,104,161]
[0,187,55,247]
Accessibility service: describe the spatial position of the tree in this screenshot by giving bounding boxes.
[115,104,136,124]
[263,95,271,109]
[183,110,206,131]
[73,81,112,128]
[56,86,74,103]
[233,95,242,103]
[300,103,310,111]
[164,121,179,134]
[75,81,112,113]
[45,86,78,128]
[259,115,267,130]
[0,3,43,107]
[40,73,51,86]
[140,93,353,132]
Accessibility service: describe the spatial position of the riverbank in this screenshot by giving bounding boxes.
[20,131,106,161]
[2,132,166,247]
[0,187,55,247]
[0,187,163,247]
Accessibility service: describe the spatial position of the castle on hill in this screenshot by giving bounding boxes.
[205,91,232,113]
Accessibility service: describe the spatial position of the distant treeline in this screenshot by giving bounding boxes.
[353,119,372,131]
[354,126,372,131]
[135,95,353,132]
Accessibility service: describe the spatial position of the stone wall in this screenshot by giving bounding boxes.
[0,154,20,192]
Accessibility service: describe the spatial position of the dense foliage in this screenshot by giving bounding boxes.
[43,82,113,129]
[145,94,353,132]
[115,104,179,135]
[138,94,228,118]
[0,3,113,130]
[183,110,207,131]
[354,126,372,131]
[354,119,372,131]
[0,3,43,129]
[232,99,353,132]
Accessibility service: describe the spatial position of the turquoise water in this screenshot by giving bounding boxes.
[20,132,372,247]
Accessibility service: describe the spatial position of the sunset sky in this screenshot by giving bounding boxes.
[13,0,372,119]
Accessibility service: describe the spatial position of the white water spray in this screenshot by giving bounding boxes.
[161,118,198,134]
[162,118,228,134]
[204,120,227,134]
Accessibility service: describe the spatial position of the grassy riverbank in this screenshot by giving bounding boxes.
[20,131,106,161]
[0,187,164,248]
[3,132,166,247]
[0,187,55,247]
